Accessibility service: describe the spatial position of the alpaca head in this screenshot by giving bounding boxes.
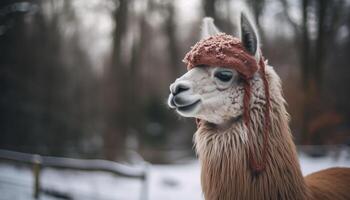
[168,14,266,125]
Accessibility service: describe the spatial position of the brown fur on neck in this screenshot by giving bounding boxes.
[193,67,350,199]
[194,69,310,200]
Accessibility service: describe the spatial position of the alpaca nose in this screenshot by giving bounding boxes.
[171,82,190,95]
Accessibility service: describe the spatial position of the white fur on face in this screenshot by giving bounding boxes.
[168,65,271,125]
[169,67,243,124]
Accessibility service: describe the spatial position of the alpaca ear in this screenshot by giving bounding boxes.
[240,13,259,59]
[201,17,220,39]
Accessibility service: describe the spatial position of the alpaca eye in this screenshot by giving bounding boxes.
[214,71,233,82]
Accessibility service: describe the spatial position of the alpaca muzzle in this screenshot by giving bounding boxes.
[168,81,201,115]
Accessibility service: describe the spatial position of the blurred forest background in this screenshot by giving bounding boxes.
[1,0,350,163]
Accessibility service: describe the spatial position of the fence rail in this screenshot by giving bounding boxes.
[0,149,149,200]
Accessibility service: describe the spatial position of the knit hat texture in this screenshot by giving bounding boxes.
[183,33,259,78]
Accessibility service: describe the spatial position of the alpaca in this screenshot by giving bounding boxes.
[167,13,350,200]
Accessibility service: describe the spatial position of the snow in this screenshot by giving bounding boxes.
[149,161,201,200]
[0,150,349,200]
[299,150,350,175]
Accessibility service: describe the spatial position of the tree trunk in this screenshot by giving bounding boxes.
[164,2,180,80]
[104,0,129,161]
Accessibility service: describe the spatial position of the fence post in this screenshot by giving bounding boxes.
[140,164,149,200]
[32,154,42,199]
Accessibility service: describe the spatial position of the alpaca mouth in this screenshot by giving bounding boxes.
[176,99,201,113]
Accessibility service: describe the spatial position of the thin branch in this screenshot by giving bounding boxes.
[279,0,301,35]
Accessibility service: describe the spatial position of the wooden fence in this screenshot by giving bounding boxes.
[0,149,149,200]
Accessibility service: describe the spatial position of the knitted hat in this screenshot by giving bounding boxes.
[183,33,260,79]
[183,33,271,174]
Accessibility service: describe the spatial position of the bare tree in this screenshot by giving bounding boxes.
[163,1,181,79]
[202,0,232,33]
[280,0,347,143]
[104,0,151,160]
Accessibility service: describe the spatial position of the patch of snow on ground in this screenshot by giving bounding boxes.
[299,149,350,175]
[0,150,349,200]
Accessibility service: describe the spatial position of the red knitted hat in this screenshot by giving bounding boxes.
[183,33,260,79]
[183,33,271,174]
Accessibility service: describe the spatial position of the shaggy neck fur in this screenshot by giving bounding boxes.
[194,68,311,200]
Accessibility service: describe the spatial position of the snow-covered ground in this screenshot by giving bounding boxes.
[0,150,349,200]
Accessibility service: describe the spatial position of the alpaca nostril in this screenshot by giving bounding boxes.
[172,83,190,95]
